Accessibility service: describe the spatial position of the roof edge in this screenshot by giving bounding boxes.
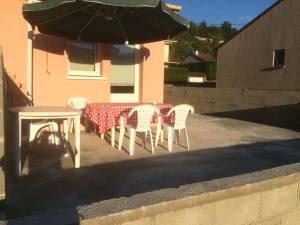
[218,0,284,50]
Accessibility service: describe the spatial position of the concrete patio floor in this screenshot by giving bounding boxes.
[3,114,300,222]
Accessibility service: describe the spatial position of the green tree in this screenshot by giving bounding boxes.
[221,21,238,40]
[189,21,199,36]
[198,21,208,37]
[169,20,238,62]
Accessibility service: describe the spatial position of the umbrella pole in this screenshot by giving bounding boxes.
[26,0,33,105]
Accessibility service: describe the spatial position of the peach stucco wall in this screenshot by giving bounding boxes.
[0,0,165,107]
[32,35,111,106]
[140,42,165,103]
[0,1,28,96]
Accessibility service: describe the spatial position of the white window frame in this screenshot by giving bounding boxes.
[67,41,103,79]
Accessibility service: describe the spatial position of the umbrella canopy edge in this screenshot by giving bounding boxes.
[22,0,189,44]
[22,0,161,12]
[161,2,189,29]
[23,0,189,28]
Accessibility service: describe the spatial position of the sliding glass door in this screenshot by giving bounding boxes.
[110,44,139,102]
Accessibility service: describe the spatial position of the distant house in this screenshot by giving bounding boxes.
[164,39,177,65]
[195,36,224,45]
[164,3,182,65]
[180,51,217,83]
[217,0,300,90]
[181,51,216,64]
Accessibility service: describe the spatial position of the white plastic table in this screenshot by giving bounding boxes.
[9,106,81,176]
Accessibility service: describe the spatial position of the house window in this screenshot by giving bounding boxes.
[273,49,285,68]
[68,41,100,78]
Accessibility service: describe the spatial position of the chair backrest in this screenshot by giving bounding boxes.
[167,104,194,129]
[67,97,89,110]
[128,104,159,132]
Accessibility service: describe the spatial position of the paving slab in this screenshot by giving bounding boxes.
[2,114,300,223]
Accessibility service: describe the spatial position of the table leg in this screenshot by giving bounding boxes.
[63,119,69,157]
[111,126,115,147]
[15,117,22,176]
[100,133,104,140]
[74,115,80,168]
[84,117,89,132]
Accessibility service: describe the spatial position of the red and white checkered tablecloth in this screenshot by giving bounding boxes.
[85,103,172,134]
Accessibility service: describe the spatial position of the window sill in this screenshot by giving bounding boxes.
[273,65,286,70]
[261,65,286,72]
[67,75,106,80]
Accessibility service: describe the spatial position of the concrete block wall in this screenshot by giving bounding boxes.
[81,173,300,225]
[164,85,300,130]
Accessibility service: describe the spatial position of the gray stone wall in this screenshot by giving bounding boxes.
[164,85,300,130]
[0,47,5,200]
[80,173,300,225]
[217,0,300,91]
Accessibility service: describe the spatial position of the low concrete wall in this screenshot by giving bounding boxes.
[164,85,300,130]
[81,173,300,225]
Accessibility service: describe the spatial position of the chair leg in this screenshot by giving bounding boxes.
[63,120,69,156]
[118,126,125,150]
[84,117,89,132]
[149,130,154,154]
[184,127,190,150]
[49,124,56,144]
[160,128,164,143]
[167,127,174,152]
[52,122,59,147]
[129,129,136,156]
[143,131,147,148]
[155,126,164,146]
[175,130,180,145]
[155,125,161,147]
[28,124,35,149]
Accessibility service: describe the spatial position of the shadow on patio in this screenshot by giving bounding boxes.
[3,114,300,221]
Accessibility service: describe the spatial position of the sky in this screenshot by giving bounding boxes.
[167,0,278,29]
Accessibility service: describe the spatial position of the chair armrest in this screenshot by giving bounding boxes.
[165,108,174,118]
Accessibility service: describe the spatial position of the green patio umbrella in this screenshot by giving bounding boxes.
[22,0,189,44]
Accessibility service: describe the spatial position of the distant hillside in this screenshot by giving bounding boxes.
[170,21,238,62]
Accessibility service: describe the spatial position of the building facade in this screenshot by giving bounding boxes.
[0,0,166,107]
[217,0,300,91]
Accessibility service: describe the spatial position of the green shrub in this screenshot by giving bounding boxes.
[164,67,189,83]
[170,62,217,81]
[205,62,217,81]
[176,63,206,73]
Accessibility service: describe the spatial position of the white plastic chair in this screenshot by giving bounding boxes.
[118,104,160,156]
[29,121,59,148]
[67,97,89,132]
[156,104,194,152]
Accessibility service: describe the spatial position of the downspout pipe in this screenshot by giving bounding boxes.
[26,0,33,106]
